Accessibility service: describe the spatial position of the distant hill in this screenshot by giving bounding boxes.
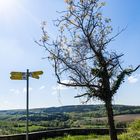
[1,104,140,116]
[32,104,140,115]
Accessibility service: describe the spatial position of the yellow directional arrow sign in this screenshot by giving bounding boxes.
[10,72,23,75]
[29,71,43,79]
[10,71,43,80]
[10,75,23,80]
[10,72,27,80]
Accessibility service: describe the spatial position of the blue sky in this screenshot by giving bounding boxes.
[0,0,140,110]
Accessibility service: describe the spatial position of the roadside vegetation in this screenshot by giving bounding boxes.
[42,119,140,140]
[42,135,110,140]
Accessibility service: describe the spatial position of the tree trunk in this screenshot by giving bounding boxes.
[105,100,118,140]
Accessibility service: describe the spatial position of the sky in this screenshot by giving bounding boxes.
[0,0,140,110]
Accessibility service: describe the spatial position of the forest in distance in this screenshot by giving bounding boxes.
[0,104,140,135]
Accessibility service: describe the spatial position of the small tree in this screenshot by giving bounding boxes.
[37,0,140,140]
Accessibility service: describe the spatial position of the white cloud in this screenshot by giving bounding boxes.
[52,84,67,91]
[10,87,33,95]
[128,76,139,83]
[10,88,20,95]
[61,80,74,84]
[51,80,74,95]
[39,85,45,90]
[23,87,33,93]
[51,91,57,95]
[52,83,68,95]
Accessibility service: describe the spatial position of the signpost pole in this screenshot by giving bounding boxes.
[10,69,43,140]
[26,69,29,140]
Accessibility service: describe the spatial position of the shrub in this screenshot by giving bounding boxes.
[128,119,140,132]
[119,119,140,140]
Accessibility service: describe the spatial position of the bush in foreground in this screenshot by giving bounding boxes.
[119,119,140,140]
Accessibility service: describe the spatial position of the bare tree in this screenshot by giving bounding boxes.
[37,0,140,140]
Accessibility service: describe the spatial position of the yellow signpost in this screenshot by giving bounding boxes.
[10,72,23,75]
[10,69,43,140]
[10,72,27,80]
[10,71,43,80]
[10,75,23,80]
[29,71,43,79]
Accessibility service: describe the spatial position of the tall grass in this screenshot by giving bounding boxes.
[42,134,110,140]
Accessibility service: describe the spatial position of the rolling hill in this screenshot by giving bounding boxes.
[0,104,139,135]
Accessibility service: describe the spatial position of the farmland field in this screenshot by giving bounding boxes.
[96,114,140,122]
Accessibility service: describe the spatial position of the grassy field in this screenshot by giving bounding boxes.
[42,134,110,140]
[114,114,140,122]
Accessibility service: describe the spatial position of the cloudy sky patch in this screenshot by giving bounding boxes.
[39,85,45,90]
[23,87,33,93]
[128,75,139,84]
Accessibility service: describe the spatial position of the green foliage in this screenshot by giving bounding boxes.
[111,68,140,95]
[119,119,140,140]
[128,119,140,131]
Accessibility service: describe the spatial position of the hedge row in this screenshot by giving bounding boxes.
[0,128,126,140]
